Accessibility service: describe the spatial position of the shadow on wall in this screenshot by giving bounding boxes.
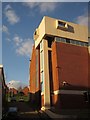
[59,25,74,33]
[29,90,41,110]
[88,49,90,107]
[68,25,74,33]
[52,86,90,111]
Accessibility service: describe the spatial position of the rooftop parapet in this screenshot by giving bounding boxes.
[34,16,88,48]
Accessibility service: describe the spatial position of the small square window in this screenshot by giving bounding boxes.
[84,42,88,47]
[71,40,76,44]
[66,39,70,43]
[75,41,79,45]
[89,42,90,46]
[61,38,66,43]
[80,42,84,46]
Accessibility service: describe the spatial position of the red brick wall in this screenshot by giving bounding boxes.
[52,42,59,91]
[22,87,29,96]
[30,46,36,93]
[52,42,89,90]
[36,49,40,92]
[30,46,40,93]
[52,41,89,109]
[29,46,41,107]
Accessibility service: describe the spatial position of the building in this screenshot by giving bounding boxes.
[22,86,29,96]
[29,16,90,110]
[0,65,8,118]
[9,88,18,96]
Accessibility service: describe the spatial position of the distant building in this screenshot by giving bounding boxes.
[9,88,18,96]
[29,16,90,110]
[22,86,29,96]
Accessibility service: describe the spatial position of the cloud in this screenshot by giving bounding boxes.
[7,80,27,90]
[23,2,57,13]
[16,38,34,57]
[2,25,9,35]
[13,35,23,46]
[39,2,57,13]
[6,38,11,42]
[4,4,20,25]
[75,12,88,26]
[4,4,12,11]
[12,34,33,57]
[23,2,38,8]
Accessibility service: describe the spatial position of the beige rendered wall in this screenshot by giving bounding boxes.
[34,16,88,48]
[34,17,45,48]
[45,16,88,42]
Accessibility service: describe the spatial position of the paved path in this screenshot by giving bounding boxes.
[6,101,51,120]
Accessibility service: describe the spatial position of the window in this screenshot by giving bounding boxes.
[71,40,76,45]
[41,72,44,92]
[55,37,88,47]
[70,40,73,44]
[80,42,84,46]
[66,39,70,43]
[55,37,60,42]
[55,37,66,43]
[61,38,66,43]
[40,51,44,70]
[89,42,90,46]
[41,81,44,92]
[58,21,68,29]
[78,41,82,46]
[75,41,79,45]
[84,42,88,47]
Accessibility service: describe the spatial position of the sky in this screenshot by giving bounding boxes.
[2,2,88,87]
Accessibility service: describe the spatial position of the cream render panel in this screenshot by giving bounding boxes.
[34,16,88,48]
[45,16,88,42]
[34,17,46,48]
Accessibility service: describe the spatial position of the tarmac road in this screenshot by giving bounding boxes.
[2,101,51,120]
